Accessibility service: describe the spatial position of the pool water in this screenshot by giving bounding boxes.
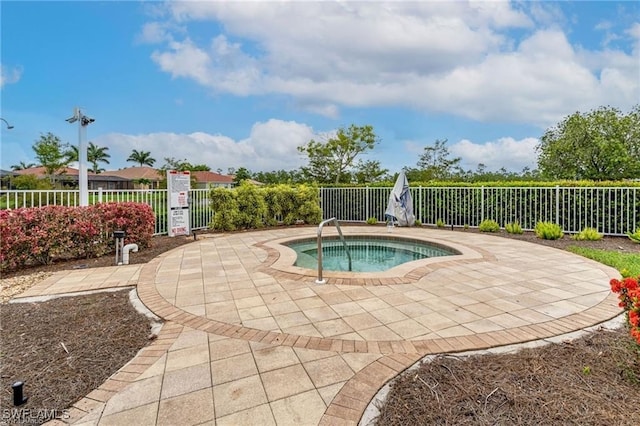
[287,237,457,272]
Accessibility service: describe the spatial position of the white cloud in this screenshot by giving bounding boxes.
[0,64,23,87]
[136,21,175,44]
[97,119,316,172]
[450,137,539,172]
[143,1,639,128]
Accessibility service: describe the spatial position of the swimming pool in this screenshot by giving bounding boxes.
[285,236,459,272]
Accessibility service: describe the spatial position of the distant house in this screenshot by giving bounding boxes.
[103,166,164,189]
[13,166,154,190]
[191,171,234,189]
[9,166,246,190]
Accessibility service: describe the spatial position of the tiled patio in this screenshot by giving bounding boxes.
[19,227,621,425]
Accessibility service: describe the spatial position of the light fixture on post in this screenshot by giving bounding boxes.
[66,108,95,207]
[0,118,14,129]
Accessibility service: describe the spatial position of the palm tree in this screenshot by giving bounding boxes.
[127,150,156,167]
[10,161,37,171]
[66,142,111,174]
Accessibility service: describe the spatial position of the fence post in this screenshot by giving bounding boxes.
[98,187,103,204]
[481,186,485,223]
[555,185,560,226]
[419,186,422,224]
[366,186,370,221]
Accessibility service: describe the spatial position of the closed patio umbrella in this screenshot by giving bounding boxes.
[385,171,415,226]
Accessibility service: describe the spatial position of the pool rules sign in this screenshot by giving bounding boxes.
[167,170,190,237]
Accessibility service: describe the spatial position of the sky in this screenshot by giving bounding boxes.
[1,0,639,176]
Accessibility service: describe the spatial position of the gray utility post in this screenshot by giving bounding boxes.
[66,108,95,207]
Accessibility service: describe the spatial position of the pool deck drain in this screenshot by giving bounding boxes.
[16,227,621,426]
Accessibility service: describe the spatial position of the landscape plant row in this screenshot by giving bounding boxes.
[0,203,155,272]
[209,183,322,231]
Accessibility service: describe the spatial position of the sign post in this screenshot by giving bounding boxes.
[167,170,190,237]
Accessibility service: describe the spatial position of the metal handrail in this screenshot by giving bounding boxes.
[316,217,352,284]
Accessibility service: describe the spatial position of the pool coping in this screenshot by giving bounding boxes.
[257,232,490,286]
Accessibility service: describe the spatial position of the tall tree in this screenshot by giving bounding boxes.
[32,133,72,182]
[67,142,111,173]
[536,105,640,180]
[298,124,379,184]
[127,149,156,167]
[160,157,210,172]
[160,157,189,172]
[232,167,252,185]
[252,169,304,184]
[415,138,462,180]
[10,161,37,171]
[353,160,389,184]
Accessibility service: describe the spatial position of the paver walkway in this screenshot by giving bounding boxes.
[18,227,621,426]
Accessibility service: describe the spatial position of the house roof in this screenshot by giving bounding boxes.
[14,167,132,182]
[102,166,163,181]
[15,166,81,176]
[191,171,234,184]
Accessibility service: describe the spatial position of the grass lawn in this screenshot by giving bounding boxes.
[567,245,640,276]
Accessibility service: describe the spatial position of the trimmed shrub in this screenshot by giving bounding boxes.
[209,187,239,231]
[263,185,297,226]
[436,219,445,228]
[534,221,564,240]
[296,184,322,225]
[235,182,267,229]
[572,227,603,241]
[505,221,523,234]
[208,183,322,231]
[0,203,154,272]
[366,217,378,225]
[628,228,640,244]
[479,219,500,232]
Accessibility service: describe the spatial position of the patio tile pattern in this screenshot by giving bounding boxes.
[17,227,621,425]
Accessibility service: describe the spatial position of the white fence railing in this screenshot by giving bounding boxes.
[2,186,638,236]
[1,188,213,236]
[319,186,639,236]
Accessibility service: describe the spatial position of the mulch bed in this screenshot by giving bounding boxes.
[375,327,640,425]
[0,290,152,424]
[0,227,638,425]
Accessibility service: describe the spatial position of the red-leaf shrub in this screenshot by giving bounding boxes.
[610,276,640,345]
[0,203,155,272]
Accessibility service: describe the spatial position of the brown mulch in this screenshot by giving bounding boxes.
[0,291,153,424]
[0,227,638,425]
[375,327,640,425]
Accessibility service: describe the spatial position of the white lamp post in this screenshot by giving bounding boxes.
[66,108,95,207]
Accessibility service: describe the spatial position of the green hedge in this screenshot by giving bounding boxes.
[209,183,322,231]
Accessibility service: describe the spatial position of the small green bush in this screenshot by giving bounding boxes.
[414,219,422,227]
[366,217,378,225]
[505,221,523,234]
[436,219,445,228]
[209,187,239,231]
[296,184,322,225]
[572,227,603,241]
[628,228,640,244]
[479,219,500,232]
[235,182,267,229]
[463,224,469,230]
[534,221,564,240]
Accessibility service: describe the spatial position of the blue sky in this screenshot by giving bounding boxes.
[1,1,639,175]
